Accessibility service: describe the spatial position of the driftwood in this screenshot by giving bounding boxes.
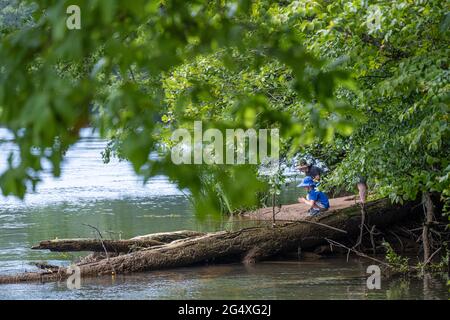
[31,231,205,253]
[0,198,417,284]
[31,239,164,253]
[130,230,206,242]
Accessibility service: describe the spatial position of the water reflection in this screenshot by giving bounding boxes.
[0,259,447,300]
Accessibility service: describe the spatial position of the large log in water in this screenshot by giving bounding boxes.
[31,231,206,252]
[0,198,416,284]
[31,239,164,253]
[130,230,206,242]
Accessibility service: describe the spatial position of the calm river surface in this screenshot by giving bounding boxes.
[0,128,447,300]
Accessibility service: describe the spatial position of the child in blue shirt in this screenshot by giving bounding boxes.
[297,176,330,216]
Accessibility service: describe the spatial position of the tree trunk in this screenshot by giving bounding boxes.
[31,239,164,253]
[272,193,276,225]
[31,231,207,253]
[0,198,416,284]
[422,192,434,263]
[130,230,206,242]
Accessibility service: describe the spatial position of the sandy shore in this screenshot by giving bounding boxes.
[246,195,361,221]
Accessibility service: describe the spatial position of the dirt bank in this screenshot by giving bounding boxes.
[246,195,360,221]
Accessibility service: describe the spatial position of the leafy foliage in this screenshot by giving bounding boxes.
[289,0,450,208]
[383,242,410,273]
[0,0,448,218]
[0,0,353,216]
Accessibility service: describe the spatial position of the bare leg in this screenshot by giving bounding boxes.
[357,183,367,204]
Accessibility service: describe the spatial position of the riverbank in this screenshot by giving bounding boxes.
[245,195,360,221]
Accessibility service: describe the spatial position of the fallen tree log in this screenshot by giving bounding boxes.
[130,230,206,242]
[0,198,418,284]
[31,239,165,253]
[31,231,206,253]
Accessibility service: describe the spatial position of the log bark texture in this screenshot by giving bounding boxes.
[31,239,165,253]
[0,198,416,284]
[130,230,206,242]
[422,192,434,262]
[31,231,206,253]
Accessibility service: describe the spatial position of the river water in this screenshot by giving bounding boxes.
[0,129,447,300]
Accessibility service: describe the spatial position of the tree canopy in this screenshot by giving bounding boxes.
[0,0,448,217]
